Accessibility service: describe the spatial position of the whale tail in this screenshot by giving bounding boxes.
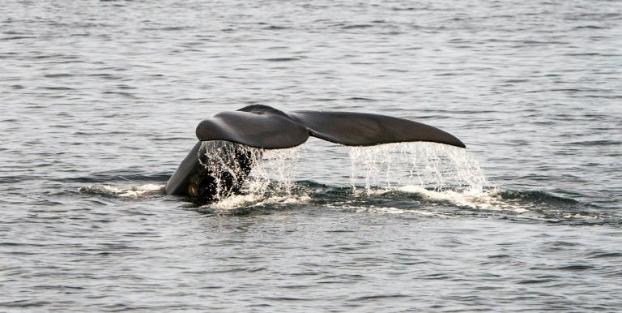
[167,105,466,203]
[196,105,465,149]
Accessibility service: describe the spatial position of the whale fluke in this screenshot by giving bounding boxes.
[168,105,466,203]
[196,105,465,149]
[289,110,465,148]
[195,108,309,149]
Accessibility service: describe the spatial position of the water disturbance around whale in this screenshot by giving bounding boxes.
[166,105,466,204]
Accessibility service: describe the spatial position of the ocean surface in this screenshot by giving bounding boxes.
[1,0,621,312]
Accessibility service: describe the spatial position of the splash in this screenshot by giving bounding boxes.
[199,141,300,206]
[349,142,491,195]
[200,153,312,211]
[244,146,303,196]
[344,142,516,214]
[200,142,494,211]
[196,141,258,202]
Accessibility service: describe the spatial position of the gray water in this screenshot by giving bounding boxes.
[2,0,622,312]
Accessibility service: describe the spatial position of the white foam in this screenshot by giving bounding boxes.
[79,183,165,198]
[206,193,312,211]
[395,185,529,214]
[117,184,165,198]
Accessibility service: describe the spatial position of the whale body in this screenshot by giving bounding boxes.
[166,105,466,203]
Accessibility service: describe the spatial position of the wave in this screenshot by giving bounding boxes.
[76,179,619,225]
[74,142,619,225]
[78,183,164,198]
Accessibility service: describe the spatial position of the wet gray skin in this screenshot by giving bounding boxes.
[168,105,465,203]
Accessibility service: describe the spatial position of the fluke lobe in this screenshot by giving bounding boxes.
[166,105,466,203]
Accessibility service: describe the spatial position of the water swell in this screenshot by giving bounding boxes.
[78,184,164,198]
[73,142,617,225]
[179,180,614,225]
